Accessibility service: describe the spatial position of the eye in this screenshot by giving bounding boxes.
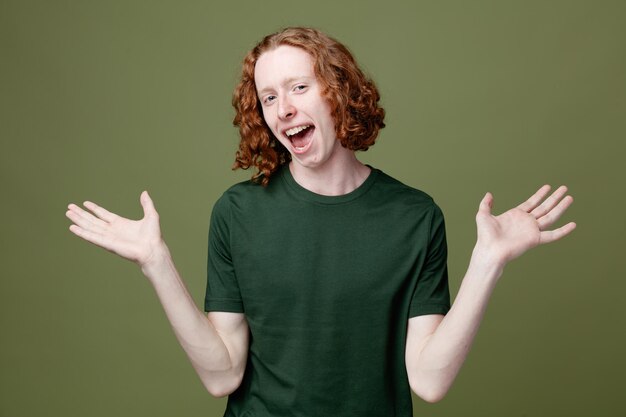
[294,84,307,92]
[263,95,276,105]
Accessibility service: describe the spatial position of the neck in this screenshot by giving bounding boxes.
[288,152,371,196]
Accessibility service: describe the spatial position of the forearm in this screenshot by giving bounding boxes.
[408,186,575,402]
[408,246,504,401]
[66,194,247,395]
[141,243,244,395]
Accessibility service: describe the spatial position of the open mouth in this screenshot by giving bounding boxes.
[284,125,314,152]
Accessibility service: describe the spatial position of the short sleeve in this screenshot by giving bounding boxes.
[409,203,451,317]
[204,195,244,313]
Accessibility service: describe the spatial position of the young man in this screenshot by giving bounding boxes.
[66,27,575,416]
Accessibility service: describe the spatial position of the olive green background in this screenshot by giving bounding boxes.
[1,0,624,416]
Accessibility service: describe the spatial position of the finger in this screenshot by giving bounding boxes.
[537,195,574,230]
[66,204,107,231]
[517,185,551,212]
[478,192,493,215]
[68,224,107,247]
[530,185,568,218]
[539,222,577,245]
[140,191,160,220]
[83,201,117,223]
[69,223,125,255]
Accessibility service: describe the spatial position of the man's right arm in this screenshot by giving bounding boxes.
[142,247,249,397]
[66,191,249,397]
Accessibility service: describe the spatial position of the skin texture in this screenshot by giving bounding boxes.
[65,46,576,402]
[66,193,249,397]
[255,45,371,196]
[405,185,575,402]
[255,46,340,169]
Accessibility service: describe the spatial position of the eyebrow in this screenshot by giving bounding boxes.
[257,76,315,97]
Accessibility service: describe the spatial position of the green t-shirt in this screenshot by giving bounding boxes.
[205,165,450,417]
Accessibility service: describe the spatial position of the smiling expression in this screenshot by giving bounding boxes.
[254,45,351,172]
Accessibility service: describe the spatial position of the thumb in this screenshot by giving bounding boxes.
[140,190,158,218]
[478,192,493,215]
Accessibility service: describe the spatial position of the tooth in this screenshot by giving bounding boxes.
[286,125,309,137]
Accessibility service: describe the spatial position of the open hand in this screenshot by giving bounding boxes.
[474,185,576,265]
[66,191,164,267]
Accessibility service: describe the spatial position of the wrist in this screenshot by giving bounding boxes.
[469,244,506,281]
[140,240,172,277]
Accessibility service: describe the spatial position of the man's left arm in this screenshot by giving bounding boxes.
[405,185,576,403]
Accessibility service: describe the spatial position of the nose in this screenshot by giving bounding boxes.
[278,95,296,120]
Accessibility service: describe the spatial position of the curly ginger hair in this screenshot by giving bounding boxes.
[232,27,385,186]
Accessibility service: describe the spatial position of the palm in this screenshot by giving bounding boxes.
[66,191,163,266]
[475,185,576,264]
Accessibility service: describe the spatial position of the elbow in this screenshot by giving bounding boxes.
[408,377,449,404]
[205,384,235,398]
[416,389,447,404]
[202,372,244,398]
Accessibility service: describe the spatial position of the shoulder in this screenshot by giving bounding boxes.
[211,180,258,215]
[370,168,442,214]
[220,179,264,201]
[212,170,287,215]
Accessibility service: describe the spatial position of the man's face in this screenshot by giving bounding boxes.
[254,45,345,171]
